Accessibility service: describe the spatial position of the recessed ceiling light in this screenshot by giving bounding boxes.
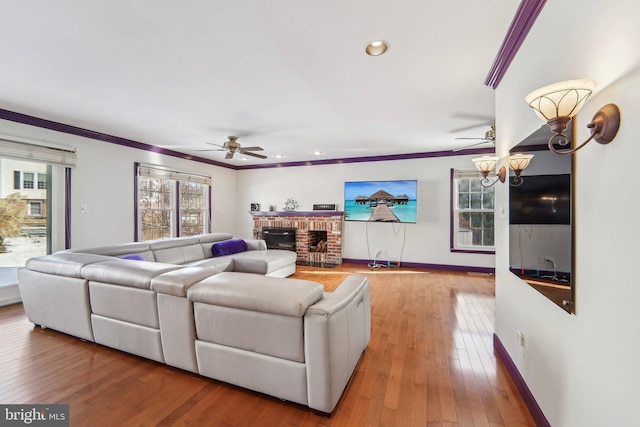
[275,154,284,159]
[366,40,388,56]
[313,151,323,156]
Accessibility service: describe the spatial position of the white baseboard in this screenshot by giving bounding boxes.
[0,284,22,307]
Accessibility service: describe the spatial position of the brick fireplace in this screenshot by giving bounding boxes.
[250,211,343,266]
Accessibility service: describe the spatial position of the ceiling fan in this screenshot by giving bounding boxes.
[198,136,267,159]
[453,125,495,152]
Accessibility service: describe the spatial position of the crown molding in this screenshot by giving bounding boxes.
[485,0,547,89]
[0,108,495,170]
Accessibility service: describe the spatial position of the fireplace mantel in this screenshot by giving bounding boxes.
[249,211,344,217]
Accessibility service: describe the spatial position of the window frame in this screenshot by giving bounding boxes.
[22,172,35,189]
[134,163,211,242]
[27,200,44,217]
[178,180,209,237]
[450,168,496,254]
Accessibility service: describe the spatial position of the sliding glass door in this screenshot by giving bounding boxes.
[0,158,50,286]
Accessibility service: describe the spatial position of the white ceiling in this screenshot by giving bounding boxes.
[0,1,519,166]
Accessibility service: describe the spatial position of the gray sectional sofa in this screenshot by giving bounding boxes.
[17,233,371,413]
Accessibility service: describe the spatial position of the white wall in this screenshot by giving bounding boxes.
[0,119,238,250]
[494,1,640,426]
[236,155,494,269]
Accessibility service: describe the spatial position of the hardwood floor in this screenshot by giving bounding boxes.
[0,264,535,426]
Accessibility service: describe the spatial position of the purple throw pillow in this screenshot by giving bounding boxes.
[122,254,145,261]
[212,238,248,257]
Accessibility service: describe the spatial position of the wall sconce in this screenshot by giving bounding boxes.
[472,154,534,187]
[472,156,505,187]
[525,79,621,155]
[507,153,534,186]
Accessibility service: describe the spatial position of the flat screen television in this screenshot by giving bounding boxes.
[344,180,417,223]
[509,174,570,225]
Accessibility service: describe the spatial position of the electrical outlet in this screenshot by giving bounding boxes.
[517,330,526,347]
[538,256,545,264]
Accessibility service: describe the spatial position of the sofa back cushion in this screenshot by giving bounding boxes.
[65,242,155,262]
[149,237,205,264]
[211,238,247,257]
[81,259,181,290]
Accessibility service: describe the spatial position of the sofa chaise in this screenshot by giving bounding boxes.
[17,233,371,413]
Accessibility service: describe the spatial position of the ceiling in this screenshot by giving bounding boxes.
[0,1,519,167]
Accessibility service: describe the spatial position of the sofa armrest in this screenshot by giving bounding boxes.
[244,239,267,251]
[304,274,371,413]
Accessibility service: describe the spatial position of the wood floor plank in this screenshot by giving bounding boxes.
[0,265,536,426]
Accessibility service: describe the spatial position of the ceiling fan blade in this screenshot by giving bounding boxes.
[238,146,263,151]
[453,141,493,152]
[204,142,226,148]
[240,150,267,159]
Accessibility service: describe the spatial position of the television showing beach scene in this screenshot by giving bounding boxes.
[344,180,417,223]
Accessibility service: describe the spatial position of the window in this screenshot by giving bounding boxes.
[23,172,34,189]
[451,169,495,251]
[0,157,53,285]
[0,137,75,285]
[179,181,207,236]
[138,175,174,240]
[136,164,211,241]
[12,171,47,190]
[37,174,47,189]
[28,201,43,217]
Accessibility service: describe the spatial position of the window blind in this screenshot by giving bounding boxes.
[0,137,77,167]
[137,163,211,186]
[453,169,484,179]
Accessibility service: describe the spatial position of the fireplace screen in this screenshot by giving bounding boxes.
[262,228,296,251]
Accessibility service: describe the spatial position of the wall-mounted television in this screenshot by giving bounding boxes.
[344,180,417,223]
[509,174,570,225]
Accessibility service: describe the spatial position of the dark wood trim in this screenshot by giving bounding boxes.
[133,162,140,242]
[450,168,455,251]
[493,334,551,427]
[450,248,496,255]
[0,107,494,170]
[236,147,496,170]
[64,167,71,249]
[0,108,235,170]
[485,0,547,89]
[250,211,344,217]
[342,258,495,274]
